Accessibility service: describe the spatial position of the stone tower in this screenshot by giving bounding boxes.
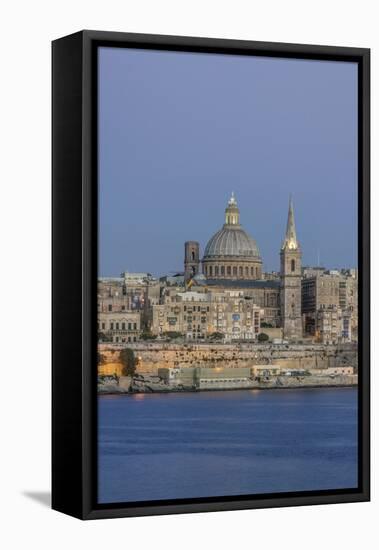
[184,241,200,283]
[280,196,302,340]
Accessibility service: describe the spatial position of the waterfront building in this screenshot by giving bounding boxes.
[97,273,153,344]
[158,366,253,390]
[190,277,281,327]
[302,270,357,341]
[151,289,261,341]
[98,270,161,330]
[98,310,141,343]
[98,278,131,312]
[250,365,282,377]
[315,305,352,344]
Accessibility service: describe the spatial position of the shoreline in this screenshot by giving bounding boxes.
[98,382,358,396]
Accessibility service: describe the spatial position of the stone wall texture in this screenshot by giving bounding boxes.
[98,342,357,377]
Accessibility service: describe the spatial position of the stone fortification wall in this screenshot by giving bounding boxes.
[98,342,357,377]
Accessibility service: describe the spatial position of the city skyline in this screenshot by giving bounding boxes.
[99,47,358,277]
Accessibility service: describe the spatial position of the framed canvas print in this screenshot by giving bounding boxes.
[52,30,370,519]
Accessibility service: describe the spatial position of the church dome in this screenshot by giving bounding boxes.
[203,193,261,260]
[204,226,260,259]
[201,193,262,281]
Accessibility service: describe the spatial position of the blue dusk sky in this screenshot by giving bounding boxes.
[98,47,358,277]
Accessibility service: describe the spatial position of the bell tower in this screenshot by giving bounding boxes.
[280,196,302,340]
[184,241,200,283]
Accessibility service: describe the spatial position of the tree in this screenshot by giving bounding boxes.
[258,332,269,342]
[98,331,112,343]
[119,348,137,377]
[140,330,157,340]
[209,332,224,341]
[162,331,183,340]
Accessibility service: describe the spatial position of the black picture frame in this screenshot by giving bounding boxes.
[52,30,370,520]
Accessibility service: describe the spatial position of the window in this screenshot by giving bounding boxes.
[110,323,114,330]
[102,322,105,330]
[115,322,119,330]
[122,305,125,311]
[133,323,137,330]
[108,304,112,312]
[291,259,295,272]
[239,266,243,277]
[122,322,125,330]
[215,266,219,276]
[209,266,213,276]
[128,322,132,330]
[227,266,231,276]
[233,266,237,276]
[191,250,195,261]
[221,266,225,276]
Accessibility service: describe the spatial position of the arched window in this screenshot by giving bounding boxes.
[221,266,225,276]
[191,251,195,261]
[233,266,237,276]
[251,266,254,277]
[215,266,219,276]
[239,266,243,277]
[291,259,295,272]
[209,266,213,277]
[227,266,231,276]
[245,266,249,277]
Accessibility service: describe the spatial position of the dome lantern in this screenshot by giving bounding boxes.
[225,192,240,226]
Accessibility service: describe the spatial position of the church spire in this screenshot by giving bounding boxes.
[282,195,299,250]
[224,192,240,226]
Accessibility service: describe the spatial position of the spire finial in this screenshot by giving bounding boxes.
[282,194,299,250]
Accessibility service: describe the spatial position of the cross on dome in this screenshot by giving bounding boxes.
[228,191,237,206]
